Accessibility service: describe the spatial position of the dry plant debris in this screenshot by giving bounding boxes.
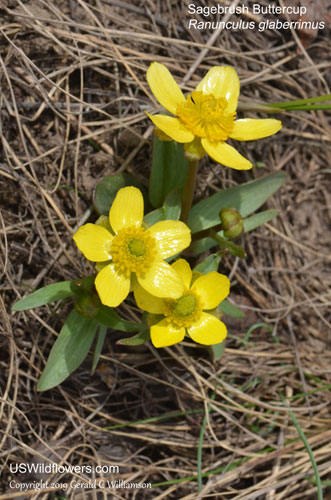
[0,0,330,498]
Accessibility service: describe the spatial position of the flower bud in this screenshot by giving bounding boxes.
[219,207,244,240]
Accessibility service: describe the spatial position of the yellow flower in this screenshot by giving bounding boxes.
[146,62,282,170]
[73,187,191,307]
[134,259,230,348]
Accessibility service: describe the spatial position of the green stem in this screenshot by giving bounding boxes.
[211,230,246,258]
[287,408,323,500]
[180,159,199,223]
[192,224,223,241]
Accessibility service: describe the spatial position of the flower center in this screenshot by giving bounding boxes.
[111,227,156,278]
[128,238,146,257]
[177,91,235,142]
[163,290,202,328]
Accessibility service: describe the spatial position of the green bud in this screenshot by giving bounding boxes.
[219,207,244,240]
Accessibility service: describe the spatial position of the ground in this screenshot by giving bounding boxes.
[1,1,331,499]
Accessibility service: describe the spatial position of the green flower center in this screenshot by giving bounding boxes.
[177,91,235,142]
[173,294,196,317]
[164,290,202,328]
[128,238,146,257]
[111,227,156,278]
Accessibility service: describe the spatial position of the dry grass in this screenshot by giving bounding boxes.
[1,0,331,499]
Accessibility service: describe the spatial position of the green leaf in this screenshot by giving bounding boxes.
[208,340,226,362]
[13,276,98,312]
[144,190,181,226]
[163,190,181,220]
[194,253,222,274]
[117,329,150,346]
[190,208,280,255]
[190,236,217,255]
[37,309,98,391]
[188,172,286,233]
[13,281,75,311]
[94,173,145,216]
[91,324,107,374]
[269,93,331,109]
[243,209,278,232]
[149,136,188,208]
[95,305,141,332]
[219,299,245,319]
[144,207,165,226]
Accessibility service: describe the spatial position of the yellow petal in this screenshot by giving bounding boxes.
[137,261,184,298]
[171,259,192,288]
[201,139,252,170]
[151,319,185,348]
[188,312,227,345]
[196,66,240,114]
[147,62,186,115]
[147,114,194,143]
[73,224,113,262]
[95,263,130,307]
[109,186,143,233]
[134,286,164,314]
[147,220,191,259]
[192,272,230,309]
[229,119,282,141]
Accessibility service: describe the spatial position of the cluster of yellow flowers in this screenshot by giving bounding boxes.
[74,62,282,349]
[74,186,230,348]
[147,62,282,169]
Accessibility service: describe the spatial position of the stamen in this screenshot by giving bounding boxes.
[177,91,235,142]
[111,227,156,277]
[164,290,202,328]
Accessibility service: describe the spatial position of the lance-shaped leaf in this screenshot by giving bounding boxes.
[243,209,278,232]
[37,309,98,391]
[219,299,245,319]
[117,329,150,346]
[163,190,181,220]
[12,281,75,311]
[188,171,286,233]
[144,190,181,226]
[91,325,108,374]
[149,135,188,208]
[191,208,280,255]
[194,253,222,274]
[12,276,96,312]
[208,340,226,362]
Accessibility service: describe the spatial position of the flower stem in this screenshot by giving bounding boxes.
[192,224,223,241]
[180,159,199,223]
